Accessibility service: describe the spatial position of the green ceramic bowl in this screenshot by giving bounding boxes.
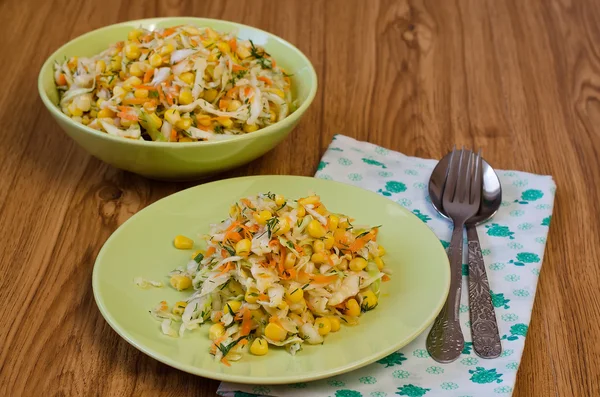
[93,176,450,384]
[38,18,317,180]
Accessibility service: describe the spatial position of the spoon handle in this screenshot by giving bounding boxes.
[427,222,465,363]
[467,224,502,358]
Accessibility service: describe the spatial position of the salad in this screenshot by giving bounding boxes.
[146,193,391,365]
[54,25,294,142]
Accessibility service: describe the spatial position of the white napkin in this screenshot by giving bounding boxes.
[219,135,556,397]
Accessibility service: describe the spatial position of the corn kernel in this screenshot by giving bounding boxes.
[179,72,195,85]
[349,257,368,272]
[299,195,320,206]
[191,249,205,259]
[209,323,225,340]
[128,29,144,41]
[125,43,141,60]
[225,300,241,314]
[67,102,83,117]
[328,316,341,332]
[328,215,339,230]
[123,76,142,90]
[175,117,192,130]
[110,55,122,71]
[253,210,272,225]
[265,322,287,342]
[227,99,242,112]
[170,274,192,291]
[345,298,361,317]
[217,42,231,54]
[286,287,304,303]
[89,110,98,118]
[148,112,162,128]
[338,258,349,270]
[217,117,233,128]
[160,43,175,56]
[250,338,268,355]
[374,256,384,270]
[134,89,149,99]
[97,108,115,119]
[172,301,187,315]
[203,89,218,102]
[179,137,193,142]
[323,234,335,250]
[313,240,325,253]
[277,300,288,311]
[243,123,259,133]
[283,252,296,269]
[315,317,332,336]
[235,239,252,256]
[71,116,83,123]
[149,53,163,67]
[275,217,291,235]
[236,45,251,59]
[297,206,306,217]
[82,115,90,125]
[378,245,386,257]
[274,195,285,206]
[164,109,181,125]
[269,88,285,98]
[245,287,259,303]
[96,60,106,73]
[178,88,194,105]
[173,235,193,249]
[120,118,137,128]
[129,62,144,77]
[113,86,126,98]
[311,252,326,264]
[307,220,326,238]
[196,114,212,126]
[360,290,378,310]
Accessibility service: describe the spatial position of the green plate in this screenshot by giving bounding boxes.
[92,176,450,384]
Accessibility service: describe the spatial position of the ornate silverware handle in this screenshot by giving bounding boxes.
[467,225,502,358]
[427,222,465,363]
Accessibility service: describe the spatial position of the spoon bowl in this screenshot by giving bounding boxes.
[429,151,502,224]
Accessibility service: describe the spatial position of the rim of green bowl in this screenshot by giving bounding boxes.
[38,17,318,148]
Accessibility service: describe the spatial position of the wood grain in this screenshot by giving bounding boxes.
[1,0,599,395]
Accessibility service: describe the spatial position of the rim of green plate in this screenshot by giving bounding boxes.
[92,175,450,384]
[38,17,318,148]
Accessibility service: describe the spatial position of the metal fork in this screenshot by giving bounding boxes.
[426,148,483,363]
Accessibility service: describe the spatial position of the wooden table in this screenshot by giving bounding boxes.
[1,0,599,395]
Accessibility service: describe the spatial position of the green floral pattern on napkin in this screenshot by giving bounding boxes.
[219,135,555,397]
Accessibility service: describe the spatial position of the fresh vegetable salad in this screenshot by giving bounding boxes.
[145,193,391,365]
[54,25,294,142]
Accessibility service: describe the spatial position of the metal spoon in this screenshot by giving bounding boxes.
[429,150,503,359]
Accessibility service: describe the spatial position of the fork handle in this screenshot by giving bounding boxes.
[427,221,465,363]
[467,225,502,358]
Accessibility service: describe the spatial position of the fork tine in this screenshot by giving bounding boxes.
[470,148,483,205]
[442,147,460,204]
[455,148,473,203]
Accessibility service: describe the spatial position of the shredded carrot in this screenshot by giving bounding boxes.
[240,308,252,336]
[216,263,232,277]
[382,275,391,282]
[162,27,176,37]
[228,37,237,52]
[166,92,174,106]
[244,86,253,97]
[258,76,273,86]
[213,311,223,322]
[297,271,311,283]
[224,231,242,244]
[231,64,247,72]
[238,339,249,346]
[219,98,230,110]
[310,274,339,284]
[169,127,177,142]
[143,68,154,84]
[241,198,254,208]
[57,74,67,86]
[133,84,157,91]
[220,357,231,367]
[206,246,216,256]
[117,112,139,121]
[190,39,198,47]
[221,249,228,258]
[157,84,166,102]
[271,59,277,68]
[122,97,151,105]
[258,293,269,301]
